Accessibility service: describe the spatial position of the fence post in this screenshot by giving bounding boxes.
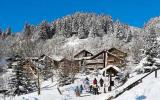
[155,69,157,78]
[37,71,41,95]
[108,75,112,91]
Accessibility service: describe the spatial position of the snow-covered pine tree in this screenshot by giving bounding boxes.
[23,23,32,37]
[38,20,54,40]
[0,28,2,36]
[9,60,37,96]
[140,28,159,71]
[145,28,159,57]
[5,27,11,36]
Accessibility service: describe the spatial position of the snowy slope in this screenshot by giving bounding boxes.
[115,70,160,100]
[2,72,147,100]
[2,68,160,100]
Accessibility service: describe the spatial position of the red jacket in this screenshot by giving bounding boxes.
[93,79,97,85]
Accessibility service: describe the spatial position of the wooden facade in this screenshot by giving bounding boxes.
[22,59,39,78]
[74,50,93,59]
[74,50,93,68]
[59,58,78,68]
[58,58,80,75]
[39,54,65,69]
[39,55,79,70]
[84,48,127,70]
[108,47,127,59]
[107,53,124,65]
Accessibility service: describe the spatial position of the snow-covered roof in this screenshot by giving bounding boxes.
[143,66,157,69]
[0,58,8,66]
[74,56,92,61]
[11,62,18,66]
[74,49,93,58]
[31,61,45,69]
[39,54,64,62]
[48,55,64,62]
[100,65,121,74]
[39,55,46,61]
[25,57,38,59]
[0,58,8,70]
[154,58,160,64]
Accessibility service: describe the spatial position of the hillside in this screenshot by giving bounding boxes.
[0,13,160,63]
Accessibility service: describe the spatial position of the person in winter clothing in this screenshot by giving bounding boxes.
[92,84,96,95]
[84,77,90,92]
[93,84,99,95]
[75,86,80,96]
[85,77,89,81]
[93,78,97,85]
[95,84,99,95]
[80,84,83,94]
[99,78,104,87]
[89,85,93,93]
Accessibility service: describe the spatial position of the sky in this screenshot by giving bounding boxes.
[0,0,160,32]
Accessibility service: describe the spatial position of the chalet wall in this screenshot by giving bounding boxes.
[74,52,93,58]
[109,49,127,59]
[107,54,121,65]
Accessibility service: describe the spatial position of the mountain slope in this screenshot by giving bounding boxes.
[2,13,160,63]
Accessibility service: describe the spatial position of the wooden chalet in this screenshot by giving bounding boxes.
[38,54,80,70]
[108,47,127,59]
[74,49,93,67]
[74,49,93,59]
[22,59,39,78]
[39,54,65,69]
[58,58,78,68]
[84,49,127,70]
[39,54,55,69]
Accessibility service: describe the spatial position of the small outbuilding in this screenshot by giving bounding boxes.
[100,65,121,76]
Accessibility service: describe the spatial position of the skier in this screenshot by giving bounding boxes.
[99,78,104,87]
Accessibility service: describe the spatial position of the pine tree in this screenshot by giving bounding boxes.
[9,60,37,96]
[39,21,53,40]
[78,26,87,39]
[145,28,159,57]
[0,28,2,36]
[143,28,159,68]
[23,23,32,37]
[5,27,11,36]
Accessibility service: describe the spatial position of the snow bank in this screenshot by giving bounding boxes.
[115,70,160,100]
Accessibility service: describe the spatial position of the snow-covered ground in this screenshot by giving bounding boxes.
[2,68,160,100]
[115,70,160,100]
[0,73,147,100]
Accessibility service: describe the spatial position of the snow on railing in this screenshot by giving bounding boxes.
[105,68,160,100]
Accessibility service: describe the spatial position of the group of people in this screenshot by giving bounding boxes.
[89,78,104,95]
[75,77,105,96]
